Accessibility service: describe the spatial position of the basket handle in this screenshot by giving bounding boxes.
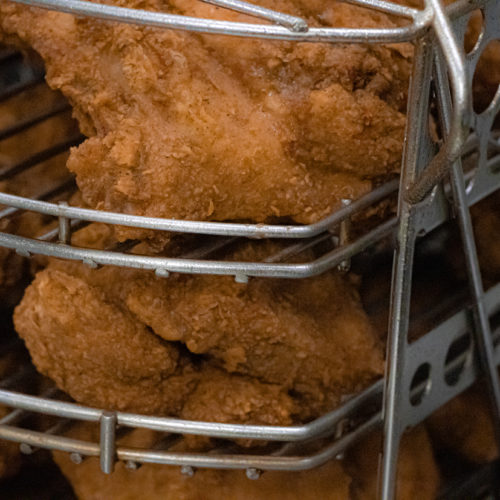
[405,0,470,204]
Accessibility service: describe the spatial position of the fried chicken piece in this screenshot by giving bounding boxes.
[14,222,382,423]
[471,192,500,283]
[54,426,352,500]
[51,423,438,499]
[0,0,411,244]
[427,385,498,464]
[346,426,440,499]
[14,264,293,429]
[124,243,383,419]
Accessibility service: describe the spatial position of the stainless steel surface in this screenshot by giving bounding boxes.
[435,43,500,453]
[406,0,470,203]
[200,0,308,32]
[381,0,500,496]
[380,34,434,500]
[10,0,425,43]
[0,0,500,497]
[0,178,397,239]
[100,412,117,474]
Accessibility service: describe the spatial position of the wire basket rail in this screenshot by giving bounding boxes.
[1,0,500,498]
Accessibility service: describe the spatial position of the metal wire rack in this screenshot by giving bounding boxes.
[0,0,500,498]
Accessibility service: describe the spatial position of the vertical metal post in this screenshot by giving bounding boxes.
[379,36,434,500]
[57,201,70,244]
[100,411,117,474]
[434,49,500,467]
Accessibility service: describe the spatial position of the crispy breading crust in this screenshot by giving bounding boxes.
[0,0,411,244]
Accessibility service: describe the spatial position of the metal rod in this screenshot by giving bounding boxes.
[343,0,418,18]
[0,413,378,471]
[58,201,71,244]
[0,408,28,426]
[8,0,425,43]
[406,0,470,203]
[0,380,381,442]
[100,411,117,474]
[20,418,74,455]
[337,199,352,272]
[264,232,336,264]
[0,177,75,222]
[0,102,71,141]
[200,0,308,32]
[434,48,500,476]
[0,135,83,181]
[380,35,434,500]
[38,219,86,243]
[0,179,398,239]
[0,217,396,279]
[0,74,44,103]
[180,236,238,260]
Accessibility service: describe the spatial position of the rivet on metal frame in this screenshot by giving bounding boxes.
[246,468,262,480]
[181,465,195,477]
[155,268,170,278]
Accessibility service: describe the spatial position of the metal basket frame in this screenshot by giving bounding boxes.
[0,0,500,498]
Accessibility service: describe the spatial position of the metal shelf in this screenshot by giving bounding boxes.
[1,0,500,497]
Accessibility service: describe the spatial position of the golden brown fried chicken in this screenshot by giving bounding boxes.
[51,424,439,500]
[14,224,382,424]
[471,192,500,283]
[427,385,498,464]
[14,265,294,428]
[346,426,440,500]
[0,0,411,244]
[54,425,352,500]
[425,191,500,465]
[125,243,383,419]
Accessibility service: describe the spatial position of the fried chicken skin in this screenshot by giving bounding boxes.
[125,243,383,419]
[0,0,411,243]
[14,265,294,428]
[425,191,500,465]
[427,386,498,464]
[54,427,352,500]
[346,426,440,500]
[14,224,382,424]
[51,424,438,500]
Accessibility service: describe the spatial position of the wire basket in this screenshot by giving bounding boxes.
[0,0,500,498]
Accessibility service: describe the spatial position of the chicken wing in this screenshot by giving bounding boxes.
[0,0,411,244]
